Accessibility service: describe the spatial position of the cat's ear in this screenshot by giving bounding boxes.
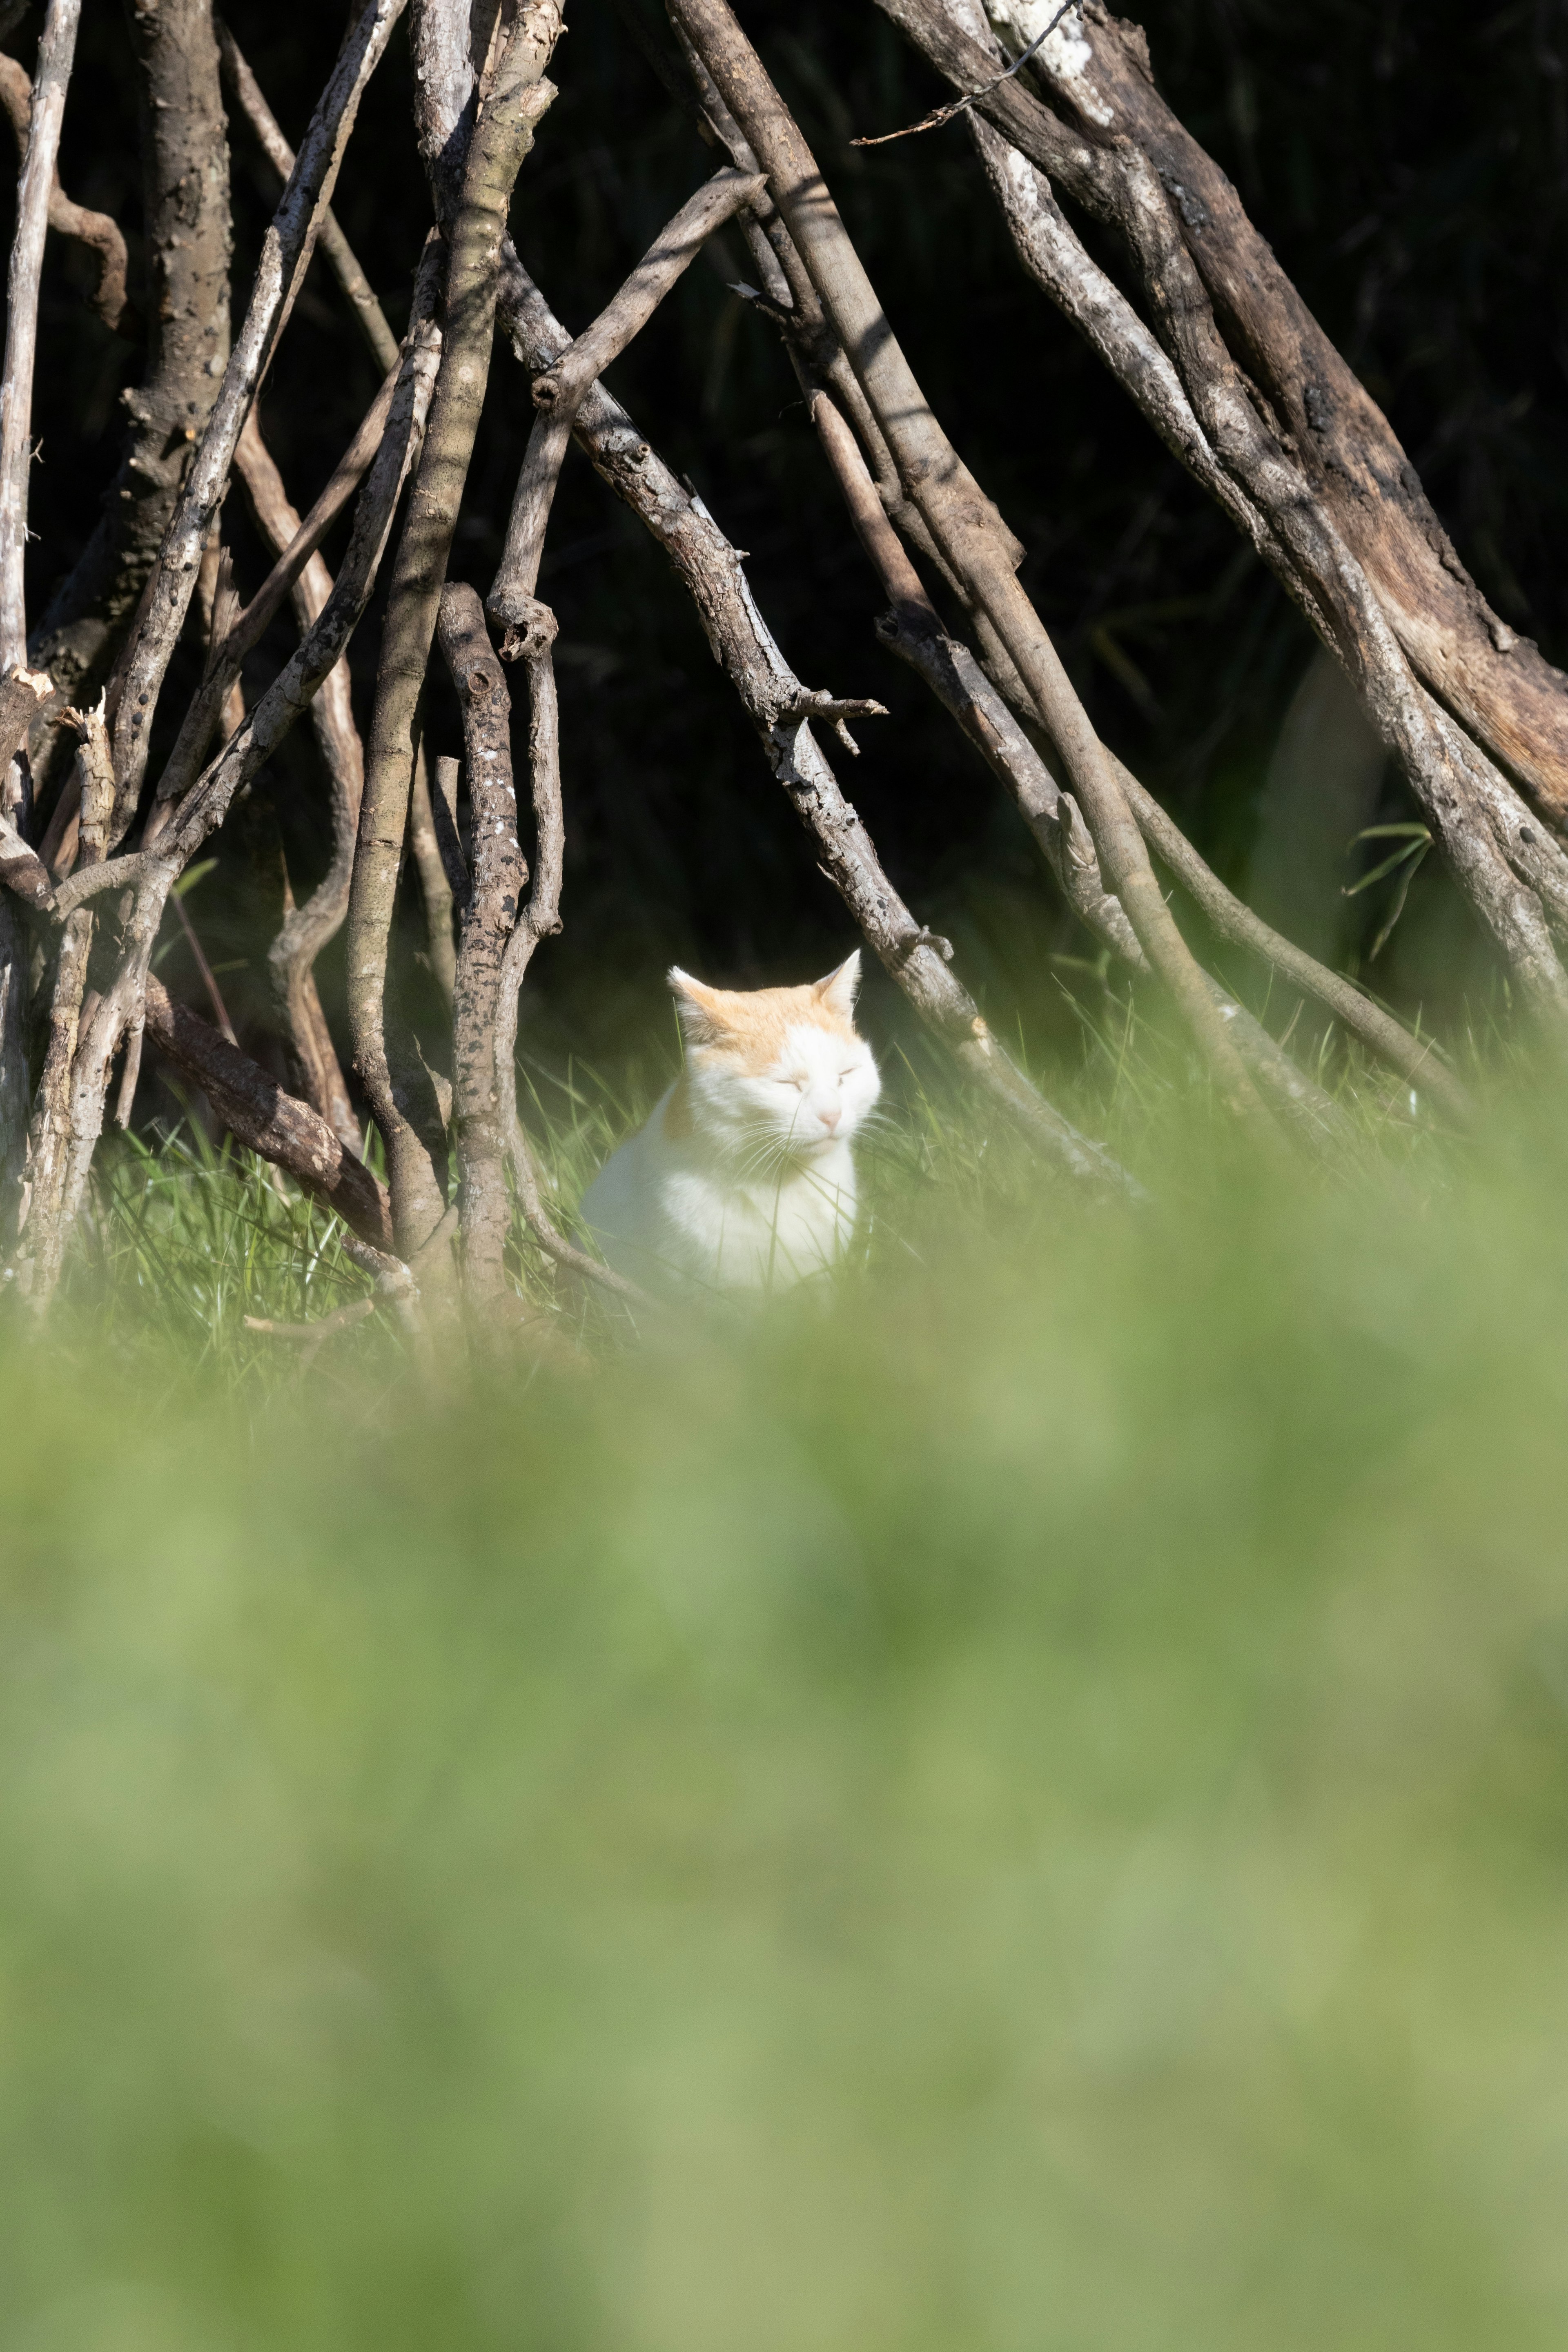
[811,950,862,1022]
[668,966,730,1048]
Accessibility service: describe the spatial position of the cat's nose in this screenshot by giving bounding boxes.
[819,1106,841,1131]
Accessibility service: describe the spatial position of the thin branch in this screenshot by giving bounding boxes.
[0,0,81,668]
[29,0,232,705]
[849,2,1071,146]
[0,49,130,334]
[233,406,364,1149]
[216,18,402,377]
[408,742,457,1003]
[109,0,409,836]
[485,591,646,1301]
[487,164,765,641]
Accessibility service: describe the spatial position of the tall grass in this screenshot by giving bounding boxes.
[5,1038,1568,2348]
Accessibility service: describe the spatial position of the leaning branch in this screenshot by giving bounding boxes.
[216,20,402,376]
[109,0,408,831]
[0,47,129,335]
[666,0,1278,1136]
[487,164,765,640]
[144,977,394,1250]
[0,0,81,668]
[348,3,560,1257]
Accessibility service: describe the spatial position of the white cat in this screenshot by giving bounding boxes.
[581,955,882,1294]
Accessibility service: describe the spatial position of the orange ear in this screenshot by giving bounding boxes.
[668,966,731,1047]
[811,950,862,1021]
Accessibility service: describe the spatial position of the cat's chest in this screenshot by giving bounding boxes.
[662,1150,856,1283]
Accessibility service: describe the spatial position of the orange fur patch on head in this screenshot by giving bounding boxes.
[668,956,863,1073]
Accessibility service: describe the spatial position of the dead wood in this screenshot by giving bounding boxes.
[486,163,766,640]
[216,20,402,377]
[667,0,1279,1137]
[232,410,363,1152]
[1009,1,1568,833]
[0,48,129,336]
[0,0,80,671]
[437,581,527,1301]
[109,0,408,836]
[871,0,1568,1022]
[30,0,230,705]
[143,975,394,1250]
[409,743,457,1004]
[347,1,560,1262]
[12,304,437,1309]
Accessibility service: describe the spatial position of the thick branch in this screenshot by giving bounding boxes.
[0,0,81,667]
[109,0,408,833]
[30,0,231,703]
[875,0,1568,1019]
[668,0,1276,1134]
[1021,0,1568,830]
[438,581,527,1299]
[347,4,559,1257]
[0,49,129,335]
[143,976,394,1248]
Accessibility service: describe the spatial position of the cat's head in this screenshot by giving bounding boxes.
[667,954,881,1162]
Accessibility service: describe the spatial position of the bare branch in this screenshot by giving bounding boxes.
[348,3,561,1258]
[875,0,1568,1021]
[0,0,81,668]
[231,410,363,1148]
[666,0,1277,1136]
[487,165,765,637]
[143,976,394,1250]
[109,0,410,836]
[216,19,402,377]
[408,743,457,1004]
[30,0,231,704]
[0,49,130,334]
[438,581,527,1301]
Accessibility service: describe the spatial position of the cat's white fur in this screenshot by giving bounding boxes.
[581,954,881,1294]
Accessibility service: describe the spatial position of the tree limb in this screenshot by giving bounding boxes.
[437,580,527,1301]
[29,0,231,704]
[143,974,394,1248]
[0,47,129,336]
[667,0,1278,1135]
[0,0,81,669]
[109,0,409,835]
[347,2,560,1258]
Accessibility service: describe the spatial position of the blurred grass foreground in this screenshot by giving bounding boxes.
[6,1078,1568,2351]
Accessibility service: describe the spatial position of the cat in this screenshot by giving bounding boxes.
[580,954,882,1295]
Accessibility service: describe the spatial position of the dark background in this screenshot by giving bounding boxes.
[11,0,1568,1079]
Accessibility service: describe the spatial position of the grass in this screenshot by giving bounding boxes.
[5,1024,1568,2348]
